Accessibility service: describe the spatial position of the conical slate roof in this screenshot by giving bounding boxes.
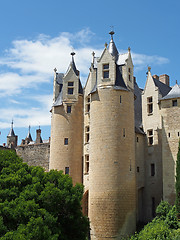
[108,31,119,61]
[26,126,33,141]
[8,121,15,137]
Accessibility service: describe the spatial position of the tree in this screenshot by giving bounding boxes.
[0,150,89,240]
[176,140,180,218]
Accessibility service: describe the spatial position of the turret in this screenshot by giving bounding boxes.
[86,32,136,239]
[7,120,18,149]
[49,52,83,185]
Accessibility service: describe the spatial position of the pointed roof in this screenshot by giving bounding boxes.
[153,77,171,97]
[26,125,33,141]
[8,120,15,137]
[161,83,180,100]
[108,31,119,61]
[67,52,79,76]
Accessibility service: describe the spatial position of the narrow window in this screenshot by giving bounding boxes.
[148,129,153,145]
[65,167,69,175]
[147,97,153,114]
[123,128,126,137]
[120,95,122,103]
[137,166,140,172]
[67,105,71,113]
[67,82,74,95]
[172,100,177,107]
[152,197,156,217]
[85,155,89,173]
[64,138,68,145]
[168,133,170,138]
[86,97,90,113]
[103,64,109,79]
[151,163,155,176]
[128,68,131,82]
[178,132,180,137]
[85,126,90,143]
[137,137,139,142]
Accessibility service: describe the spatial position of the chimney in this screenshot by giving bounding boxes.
[3,143,5,147]
[21,139,25,145]
[153,75,159,80]
[159,74,170,86]
[36,129,43,144]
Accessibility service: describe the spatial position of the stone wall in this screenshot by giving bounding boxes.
[16,142,50,172]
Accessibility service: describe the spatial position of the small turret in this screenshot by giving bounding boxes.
[7,120,18,149]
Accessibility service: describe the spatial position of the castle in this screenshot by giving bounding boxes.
[5,31,180,239]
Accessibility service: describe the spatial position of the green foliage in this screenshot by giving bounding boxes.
[0,150,89,240]
[176,140,180,218]
[130,201,180,240]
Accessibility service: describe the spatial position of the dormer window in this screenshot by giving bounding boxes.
[68,82,74,94]
[103,64,109,79]
[128,68,131,82]
[147,97,153,114]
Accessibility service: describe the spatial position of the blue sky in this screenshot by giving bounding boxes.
[0,0,180,145]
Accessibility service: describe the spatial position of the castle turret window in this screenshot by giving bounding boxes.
[86,97,90,113]
[64,138,68,145]
[65,167,69,175]
[67,82,74,94]
[147,129,153,145]
[67,105,72,113]
[147,97,153,114]
[151,163,155,176]
[172,99,177,107]
[85,126,90,143]
[103,64,109,79]
[85,155,89,173]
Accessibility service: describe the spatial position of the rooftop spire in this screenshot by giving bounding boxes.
[8,120,15,137]
[108,31,118,60]
[70,52,79,76]
[26,125,33,141]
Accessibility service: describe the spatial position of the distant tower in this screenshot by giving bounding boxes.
[25,125,33,144]
[7,120,18,149]
[86,32,136,239]
[49,52,83,184]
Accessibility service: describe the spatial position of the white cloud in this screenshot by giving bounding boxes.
[0,29,170,131]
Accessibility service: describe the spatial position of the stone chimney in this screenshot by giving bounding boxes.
[36,129,43,144]
[153,75,159,80]
[159,74,170,86]
[21,139,25,145]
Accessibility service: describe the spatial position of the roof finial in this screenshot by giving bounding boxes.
[54,68,57,73]
[109,28,115,40]
[176,80,178,84]
[11,119,14,129]
[128,47,131,52]
[29,125,31,132]
[148,66,151,72]
[71,52,75,59]
[92,51,95,65]
[105,42,108,48]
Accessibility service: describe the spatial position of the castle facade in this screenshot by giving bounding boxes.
[6,32,180,239]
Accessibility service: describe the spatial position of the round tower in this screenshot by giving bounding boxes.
[49,53,83,185]
[88,33,136,239]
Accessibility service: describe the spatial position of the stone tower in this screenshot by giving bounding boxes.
[49,53,83,185]
[7,120,18,149]
[85,32,136,239]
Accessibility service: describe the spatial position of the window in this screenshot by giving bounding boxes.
[85,126,90,143]
[120,95,122,103]
[65,167,69,175]
[178,132,180,137]
[64,138,68,145]
[123,128,126,137]
[67,105,71,113]
[128,68,131,82]
[172,100,177,107]
[147,97,153,114]
[137,137,139,142]
[148,129,153,145]
[168,133,170,138]
[86,97,90,113]
[151,163,155,176]
[67,82,74,95]
[137,166,140,172]
[85,155,89,173]
[152,197,156,217]
[103,64,109,79]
